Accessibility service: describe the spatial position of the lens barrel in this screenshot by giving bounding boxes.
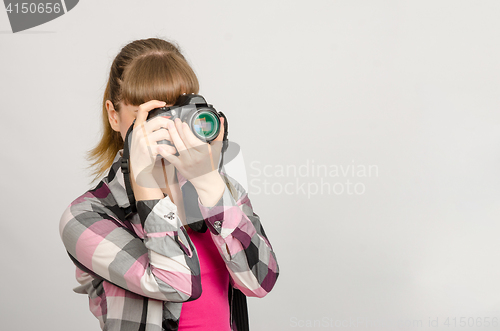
[146,94,221,144]
[190,108,220,142]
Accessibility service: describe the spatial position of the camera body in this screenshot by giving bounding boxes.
[147,94,221,144]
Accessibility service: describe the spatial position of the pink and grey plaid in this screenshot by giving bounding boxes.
[59,150,279,331]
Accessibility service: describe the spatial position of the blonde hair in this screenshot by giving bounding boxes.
[86,38,199,183]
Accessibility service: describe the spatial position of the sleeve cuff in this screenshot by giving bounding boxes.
[197,184,239,235]
[136,197,179,232]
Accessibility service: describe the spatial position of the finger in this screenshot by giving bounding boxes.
[132,123,154,156]
[174,118,191,149]
[144,116,174,133]
[154,143,177,156]
[167,119,187,152]
[213,116,225,142]
[147,128,172,144]
[134,100,167,128]
[182,121,207,147]
[158,144,181,167]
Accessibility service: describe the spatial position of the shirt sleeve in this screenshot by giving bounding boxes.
[59,190,202,303]
[197,172,279,298]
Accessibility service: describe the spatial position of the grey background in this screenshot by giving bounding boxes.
[1,1,500,330]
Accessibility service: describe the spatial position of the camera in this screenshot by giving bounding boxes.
[120,93,231,218]
[147,94,222,145]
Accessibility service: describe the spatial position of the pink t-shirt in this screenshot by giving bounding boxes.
[177,227,231,330]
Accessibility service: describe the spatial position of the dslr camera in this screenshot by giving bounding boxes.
[120,93,231,218]
[147,94,223,145]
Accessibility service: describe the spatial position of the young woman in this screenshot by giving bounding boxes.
[59,38,279,331]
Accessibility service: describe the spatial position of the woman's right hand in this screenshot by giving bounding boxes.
[129,100,177,200]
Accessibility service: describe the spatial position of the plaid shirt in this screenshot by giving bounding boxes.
[59,150,279,331]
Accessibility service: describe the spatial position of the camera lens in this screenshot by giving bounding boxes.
[192,110,220,142]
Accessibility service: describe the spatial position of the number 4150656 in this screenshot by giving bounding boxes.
[5,2,61,14]
[444,317,498,327]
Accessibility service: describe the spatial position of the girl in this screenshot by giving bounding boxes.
[59,38,279,331]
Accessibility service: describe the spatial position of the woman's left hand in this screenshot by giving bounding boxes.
[158,117,226,205]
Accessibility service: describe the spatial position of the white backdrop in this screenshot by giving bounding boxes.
[1,1,500,330]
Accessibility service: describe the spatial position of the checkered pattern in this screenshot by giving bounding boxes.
[59,150,279,330]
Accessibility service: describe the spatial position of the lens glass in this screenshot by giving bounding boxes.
[193,111,219,140]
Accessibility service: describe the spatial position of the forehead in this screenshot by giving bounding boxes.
[120,102,139,112]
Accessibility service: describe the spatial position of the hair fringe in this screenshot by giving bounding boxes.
[85,38,198,185]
